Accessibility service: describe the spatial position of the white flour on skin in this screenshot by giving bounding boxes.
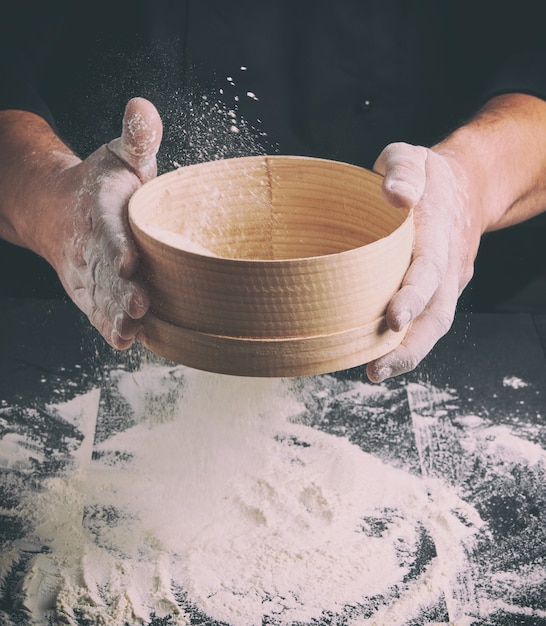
[5,367,487,626]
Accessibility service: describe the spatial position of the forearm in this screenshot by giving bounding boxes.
[433,93,546,233]
[0,110,80,257]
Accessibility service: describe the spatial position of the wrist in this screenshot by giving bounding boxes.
[432,130,495,236]
[432,93,546,232]
[0,110,80,257]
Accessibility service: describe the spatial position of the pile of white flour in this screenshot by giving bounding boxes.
[9,366,485,626]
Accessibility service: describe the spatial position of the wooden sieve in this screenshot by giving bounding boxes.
[128,155,413,377]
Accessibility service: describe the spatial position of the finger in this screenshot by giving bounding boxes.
[108,97,163,183]
[94,268,149,322]
[373,142,428,209]
[94,282,144,343]
[113,310,143,341]
[83,245,149,319]
[90,178,143,280]
[385,156,456,331]
[72,282,139,349]
[386,253,446,331]
[366,271,459,382]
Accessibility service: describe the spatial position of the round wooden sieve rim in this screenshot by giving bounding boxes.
[128,155,413,266]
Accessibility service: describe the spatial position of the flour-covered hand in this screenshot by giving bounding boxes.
[366,142,482,382]
[48,98,163,348]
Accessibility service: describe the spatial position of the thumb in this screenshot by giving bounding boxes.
[373,142,428,209]
[108,97,163,183]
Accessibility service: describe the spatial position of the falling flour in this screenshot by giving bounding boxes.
[2,366,491,626]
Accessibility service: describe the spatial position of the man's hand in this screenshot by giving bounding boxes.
[366,94,546,382]
[0,97,163,349]
[366,143,481,382]
[53,98,163,348]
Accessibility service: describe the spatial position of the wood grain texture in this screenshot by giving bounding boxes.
[128,155,414,376]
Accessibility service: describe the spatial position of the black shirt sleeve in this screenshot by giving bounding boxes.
[0,4,62,127]
[484,51,546,103]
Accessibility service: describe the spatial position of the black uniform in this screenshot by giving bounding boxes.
[1,1,546,305]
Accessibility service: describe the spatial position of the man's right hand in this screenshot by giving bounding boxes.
[0,97,163,349]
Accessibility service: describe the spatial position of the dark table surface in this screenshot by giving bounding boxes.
[1,297,546,625]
